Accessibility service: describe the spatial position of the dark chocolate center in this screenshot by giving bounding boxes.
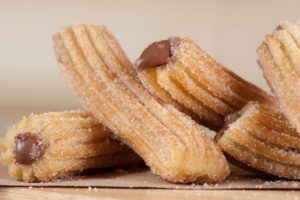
[215,111,243,142]
[135,37,180,71]
[15,132,46,165]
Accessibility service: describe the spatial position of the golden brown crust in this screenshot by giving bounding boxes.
[217,102,300,180]
[0,111,141,182]
[257,21,300,134]
[137,37,276,130]
[53,24,230,183]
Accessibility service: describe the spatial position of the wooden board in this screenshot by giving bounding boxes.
[1,187,300,200]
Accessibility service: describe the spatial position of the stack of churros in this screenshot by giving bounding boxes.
[52,24,229,183]
[2,20,300,184]
[217,21,300,180]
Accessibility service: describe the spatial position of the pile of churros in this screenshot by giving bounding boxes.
[1,21,300,183]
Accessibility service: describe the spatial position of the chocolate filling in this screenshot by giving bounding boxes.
[275,24,283,31]
[15,132,46,165]
[215,111,243,142]
[135,37,180,71]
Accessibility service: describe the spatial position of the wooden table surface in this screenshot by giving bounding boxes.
[1,187,300,200]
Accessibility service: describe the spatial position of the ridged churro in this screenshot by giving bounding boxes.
[136,37,276,130]
[0,111,141,182]
[217,102,300,179]
[53,24,230,183]
[258,21,300,133]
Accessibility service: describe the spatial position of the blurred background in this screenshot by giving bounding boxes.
[0,0,299,133]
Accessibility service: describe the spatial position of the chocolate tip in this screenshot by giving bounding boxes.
[135,37,181,71]
[275,24,285,32]
[15,132,46,165]
[215,110,243,142]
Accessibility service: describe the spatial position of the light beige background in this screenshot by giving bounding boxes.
[0,0,299,131]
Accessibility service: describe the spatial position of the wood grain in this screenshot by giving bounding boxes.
[1,187,300,200]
